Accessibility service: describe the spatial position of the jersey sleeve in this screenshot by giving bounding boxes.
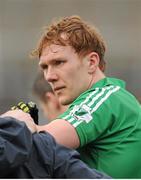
[59,85,120,147]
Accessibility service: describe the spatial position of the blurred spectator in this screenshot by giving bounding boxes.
[138,97,141,103]
[32,71,68,122]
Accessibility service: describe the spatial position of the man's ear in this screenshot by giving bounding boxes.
[87,52,100,74]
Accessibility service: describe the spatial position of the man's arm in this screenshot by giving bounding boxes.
[1,110,80,149]
[38,119,80,148]
[0,117,32,177]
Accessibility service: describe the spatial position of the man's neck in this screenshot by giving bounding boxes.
[90,69,106,88]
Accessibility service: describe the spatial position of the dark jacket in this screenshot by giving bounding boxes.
[0,117,110,178]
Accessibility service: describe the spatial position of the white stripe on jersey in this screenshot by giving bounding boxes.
[62,85,120,126]
[91,86,120,113]
[73,86,120,127]
[63,87,100,120]
[88,85,114,107]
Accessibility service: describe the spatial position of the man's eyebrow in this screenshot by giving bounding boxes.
[39,57,65,66]
[50,57,66,62]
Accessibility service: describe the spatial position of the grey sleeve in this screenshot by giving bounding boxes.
[0,117,110,178]
[32,132,111,179]
[0,117,32,177]
[52,136,111,179]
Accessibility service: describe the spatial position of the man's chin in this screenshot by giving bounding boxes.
[59,97,71,106]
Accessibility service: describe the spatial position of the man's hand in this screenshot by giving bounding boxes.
[0,110,37,133]
[11,101,38,124]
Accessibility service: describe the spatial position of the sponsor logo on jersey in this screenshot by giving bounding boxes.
[71,104,92,123]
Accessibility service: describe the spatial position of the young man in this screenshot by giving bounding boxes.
[0,116,110,178]
[2,15,141,178]
[32,71,67,121]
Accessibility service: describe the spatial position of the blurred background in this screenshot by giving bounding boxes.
[0,0,140,124]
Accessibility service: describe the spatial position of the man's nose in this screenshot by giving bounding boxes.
[44,67,57,82]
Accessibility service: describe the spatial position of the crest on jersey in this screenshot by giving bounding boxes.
[71,104,92,123]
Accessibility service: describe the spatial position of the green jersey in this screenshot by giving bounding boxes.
[59,77,141,178]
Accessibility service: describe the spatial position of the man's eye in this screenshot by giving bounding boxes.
[55,61,64,66]
[40,64,48,70]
